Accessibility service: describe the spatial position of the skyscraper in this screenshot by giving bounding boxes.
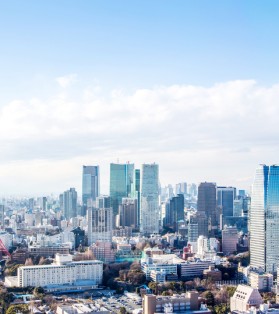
[82,166,100,208]
[109,162,134,215]
[217,186,236,227]
[96,195,111,209]
[140,163,160,235]
[250,164,279,274]
[164,194,184,231]
[175,182,187,195]
[131,168,141,224]
[118,198,138,229]
[87,198,113,245]
[62,188,77,220]
[197,182,217,236]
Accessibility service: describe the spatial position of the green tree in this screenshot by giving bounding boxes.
[33,286,45,296]
[205,291,215,307]
[148,282,158,293]
[6,304,29,314]
[0,291,13,312]
[162,291,171,296]
[214,303,230,314]
[226,286,236,298]
[119,306,127,314]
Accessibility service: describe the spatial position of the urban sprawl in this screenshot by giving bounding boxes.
[0,163,277,314]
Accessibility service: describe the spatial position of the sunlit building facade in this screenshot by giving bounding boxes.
[250,164,279,273]
[82,166,100,215]
[109,163,134,216]
[140,163,160,235]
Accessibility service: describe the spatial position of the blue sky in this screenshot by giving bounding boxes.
[0,1,279,195]
[1,1,279,94]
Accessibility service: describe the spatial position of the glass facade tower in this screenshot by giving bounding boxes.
[140,163,159,235]
[63,188,77,219]
[82,166,100,206]
[217,186,236,228]
[109,163,134,216]
[197,182,217,236]
[250,164,279,273]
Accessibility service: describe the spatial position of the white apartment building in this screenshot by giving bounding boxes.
[17,254,103,288]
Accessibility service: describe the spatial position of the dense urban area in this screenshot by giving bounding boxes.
[0,163,277,314]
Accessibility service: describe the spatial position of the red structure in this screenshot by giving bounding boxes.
[0,239,11,257]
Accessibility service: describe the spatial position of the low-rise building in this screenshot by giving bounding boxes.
[28,244,70,257]
[144,247,164,258]
[230,284,263,312]
[141,254,181,279]
[203,266,222,282]
[91,241,115,263]
[6,253,103,288]
[143,292,210,314]
[57,303,109,314]
[180,259,215,280]
[249,270,273,292]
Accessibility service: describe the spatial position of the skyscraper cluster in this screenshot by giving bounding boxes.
[82,162,160,239]
[55,161,279,277]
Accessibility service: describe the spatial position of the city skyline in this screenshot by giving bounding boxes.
[0,160,270,197]
[1,1,279,194]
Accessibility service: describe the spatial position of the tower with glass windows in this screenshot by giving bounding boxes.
[250,164,279,273]
[140,163,160,235]
[82,165,99,209]
[109,162,134,216]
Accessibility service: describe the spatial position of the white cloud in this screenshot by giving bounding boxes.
[0,79,278,195]
[55,74,77,88]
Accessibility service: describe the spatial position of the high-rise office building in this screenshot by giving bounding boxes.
[96,195,111,209]
[62,188,77,220]
[28,198,34,211]
[87,200,113,245]
[39,197,47,211]
[82,166,99,209]
[222,225,238,255]
[238,190,246,198]
[131,169,141,224]
[188,211,208,241]
[217,186,236,227]
[140,163,160,235]
[175,182,187,195]
[243,196,251,217]
[118,198,138,229]
[164,194,184,231]
[188,183,197,197]
[250,165,279,274]
[197,182,217,235]
[233,199,243,217]
[110,162,134,216]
